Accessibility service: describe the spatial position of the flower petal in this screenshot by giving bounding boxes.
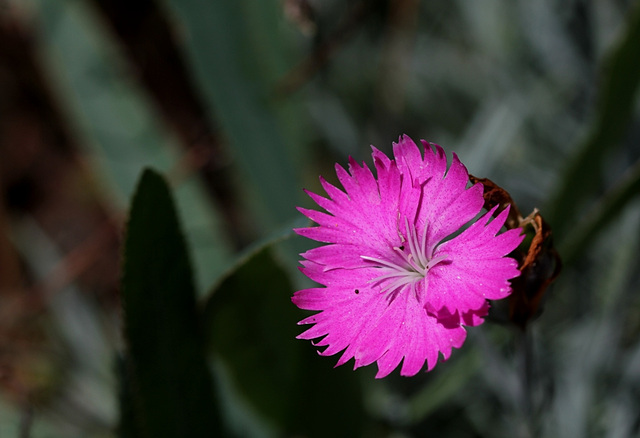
[293,135,524,377]
[426,207,524,313]
[294,279,473,378]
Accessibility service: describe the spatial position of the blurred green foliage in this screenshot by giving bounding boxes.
[167,0,305,229]
[2,0,640,437]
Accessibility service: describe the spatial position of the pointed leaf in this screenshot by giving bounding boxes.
[120,168,224,437]
[203,247,364,437]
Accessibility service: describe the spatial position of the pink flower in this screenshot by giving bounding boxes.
[293,135,524,378]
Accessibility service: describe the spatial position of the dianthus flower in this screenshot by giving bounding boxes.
[293,135,524,378]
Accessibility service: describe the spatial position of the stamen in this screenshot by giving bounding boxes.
[426,252,449,269]
[420,221,429,264]
[361,255,407,272]
[360,218,450,299]
[405,217,421,269]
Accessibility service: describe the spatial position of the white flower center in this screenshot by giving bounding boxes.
[361,218,448,300]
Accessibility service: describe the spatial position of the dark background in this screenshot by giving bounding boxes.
[1,0,639,436]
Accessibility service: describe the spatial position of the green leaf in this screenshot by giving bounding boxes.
[205,216,309,298]
[165,0,303,230]
[559,158,640,265]
[120,168,225,437]
[548,2,640,235]
[203,247,364,437]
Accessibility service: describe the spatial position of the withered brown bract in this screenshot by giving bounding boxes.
[470,176,562,329]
